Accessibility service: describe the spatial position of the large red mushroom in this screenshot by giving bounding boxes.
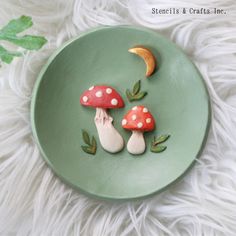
[80,85,125,153]
[122,105,155,155]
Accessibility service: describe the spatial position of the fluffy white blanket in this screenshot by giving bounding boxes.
[0,0,236,235]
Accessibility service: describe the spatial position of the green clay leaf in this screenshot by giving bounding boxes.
[91,146,96,154]
[126,89,147,102]
[91,136,97,149]
[126,89,133,102]
[132,80,141,95]
[153,134,170,145]
[0,16,33,35]
[126,79,148,102]
[82,130,90,145]
[81,146,96,155]
[151,145,167,153]
[132,91,148,101]
[0,45,21,63]
[81,131,97,155]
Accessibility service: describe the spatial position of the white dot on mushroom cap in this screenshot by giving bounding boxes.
[82,96,88,102]
[132,106,138,110]
[146,118,151,123]
[111,98,118,106]
[106,88,112,94]
[95,91,103,97]
[89,86,94,91]
[122,119,127,125]
[143,107,148,113]
[132,114,137,121]
[137,122,143,128]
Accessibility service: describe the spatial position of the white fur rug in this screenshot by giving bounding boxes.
[0,0,236,235]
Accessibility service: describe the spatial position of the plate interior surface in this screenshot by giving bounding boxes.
[31,26,211,200]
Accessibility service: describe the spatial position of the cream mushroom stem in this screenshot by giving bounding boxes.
[127,130,146,155]
[94,108,124,153]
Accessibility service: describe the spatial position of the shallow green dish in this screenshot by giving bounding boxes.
[31,26,211,200]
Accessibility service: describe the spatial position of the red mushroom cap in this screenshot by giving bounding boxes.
[80,85,124,109]
[122,105,155,132]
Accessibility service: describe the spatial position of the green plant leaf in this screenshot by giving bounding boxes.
[0,16,32,35]
[0,15,47,64]
[0,45,21,63]
[81,146,96,155]
[151,145,167,153]
[153,134,170,145]
[82,130,90,145]
[1,34,47,50]
[132,80,141,95]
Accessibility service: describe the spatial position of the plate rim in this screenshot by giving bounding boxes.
[30,25,212,201]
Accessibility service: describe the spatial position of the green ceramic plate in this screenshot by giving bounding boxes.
[31,26,211,200]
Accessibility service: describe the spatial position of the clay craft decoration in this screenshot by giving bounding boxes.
[31,26,211,200]
[150,134,170,153]
[81,130,97,155]
[126,80,148,102]
[80,85,125,153]
[122,105,155,155]
[128,46,156,77]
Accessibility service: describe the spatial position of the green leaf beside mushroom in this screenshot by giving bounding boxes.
[150,145,166,153]
[81,130,97,155]
[132,80,141,95]
[150,134,170,153]
[126,80,147,102]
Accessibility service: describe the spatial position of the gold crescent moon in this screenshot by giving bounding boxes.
[128,46,156,77]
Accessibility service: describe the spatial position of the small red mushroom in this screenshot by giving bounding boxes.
[122,105,155,155]
[80,85,125,153]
